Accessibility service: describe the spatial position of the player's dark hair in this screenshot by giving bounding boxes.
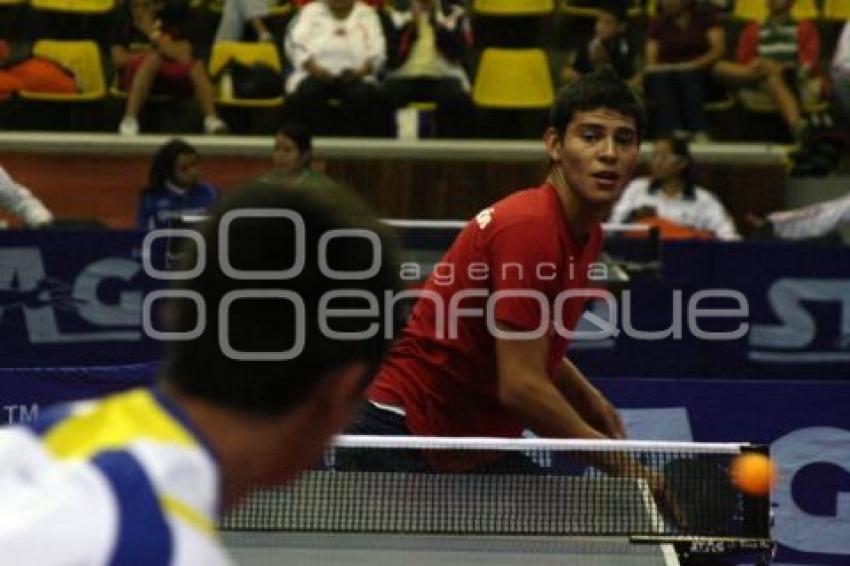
[649,135,698,199]
[276,123,312,157]
[147,138,198,190]
[549,67,646,138]
[162,181,403,416]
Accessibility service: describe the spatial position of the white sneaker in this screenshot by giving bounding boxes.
[119,116,139,136]
[204,115,228,135]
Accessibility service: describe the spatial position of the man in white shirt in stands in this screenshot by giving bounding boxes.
[284,0,392,136]
[0,165,53,227]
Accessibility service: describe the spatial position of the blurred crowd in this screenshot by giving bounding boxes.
[0,0,849,143]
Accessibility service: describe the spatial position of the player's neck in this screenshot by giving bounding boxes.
[160,384,294,510]
[547,172,604,243]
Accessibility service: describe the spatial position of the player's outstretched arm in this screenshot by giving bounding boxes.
[555,357,625,439]
[495,327,606,440]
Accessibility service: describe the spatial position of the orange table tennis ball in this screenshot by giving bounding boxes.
[731,453,776,496]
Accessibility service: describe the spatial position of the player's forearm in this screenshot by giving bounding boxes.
[555,358,599,406]
[499,374,605,440]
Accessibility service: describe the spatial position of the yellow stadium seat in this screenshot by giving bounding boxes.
[0,0,26,5]
[739,81,829,114]
[561,0,650,20]
[823,0,850,19]
[732,0,819,21]
[20,40,106,101]
[31,0,114,14]
[208,41,285,108]
[473,48,555,109]
[559,0,598,18]
[474,0,553,15]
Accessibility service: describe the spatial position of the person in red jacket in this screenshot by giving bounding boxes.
[722,0,824,140]
[0,40,76,100]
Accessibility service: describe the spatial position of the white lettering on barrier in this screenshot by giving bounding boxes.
[0,249,141,343]
[750,279,850,362]
[772,426,850,556]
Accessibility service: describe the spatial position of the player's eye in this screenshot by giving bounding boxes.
[580,129,603,143]
[615,131,637,146]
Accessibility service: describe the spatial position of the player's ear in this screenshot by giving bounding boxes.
[543,127,563,162]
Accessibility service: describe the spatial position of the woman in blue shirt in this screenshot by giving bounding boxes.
[136,138,218,230]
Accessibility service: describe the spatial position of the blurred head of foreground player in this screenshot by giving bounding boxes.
[164,180,402,503]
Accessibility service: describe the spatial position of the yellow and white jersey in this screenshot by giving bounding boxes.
[0,388,231,565]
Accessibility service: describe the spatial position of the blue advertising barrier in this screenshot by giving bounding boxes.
[570,240,850,379]
[0,230,163,367]
[0,230,848,565]
[2,231,848,377]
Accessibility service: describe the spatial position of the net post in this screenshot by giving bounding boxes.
[740,444,772,539]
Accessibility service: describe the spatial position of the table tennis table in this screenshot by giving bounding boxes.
[223,531,680,566]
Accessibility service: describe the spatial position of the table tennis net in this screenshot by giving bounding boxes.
[221,436,770,539]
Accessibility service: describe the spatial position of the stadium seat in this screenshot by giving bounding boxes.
[561,0,651,19]
[738,81,829,114]
[472,48,554,109]
[474,0,553,16]
[732,0,819,21]
[20,40,106,101]
[208,41,284,108]
[559,0,599,18]
[823,0,850,19]
[30,0,114,13]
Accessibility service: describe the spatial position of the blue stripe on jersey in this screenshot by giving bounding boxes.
[26,402,74,436]
[92,450,172,566]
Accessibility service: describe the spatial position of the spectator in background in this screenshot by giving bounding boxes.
[643,0,726,140]
[748,190,850,241]
[284,0,391,136]
[832,22,850,125]
[0,40,77,99]
[560,3,641,90]
[111,0,228,135]
[728,0,825,141]
[214,0,274,43]
[256,124,334,185]
[382,0,475,138]
[137,139,218,230]
[0,165,53,227]
[610,136,739,240]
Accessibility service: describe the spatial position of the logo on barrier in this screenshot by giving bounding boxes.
[0,248,143,344]
[749,278,850,363]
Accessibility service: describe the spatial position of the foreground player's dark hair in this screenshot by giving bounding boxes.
[549,67,646,138]
[162,181,402,415]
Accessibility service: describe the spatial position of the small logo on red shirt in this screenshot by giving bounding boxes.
[475,207,494,230]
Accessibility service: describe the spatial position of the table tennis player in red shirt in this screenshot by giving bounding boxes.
[346,69,648,475]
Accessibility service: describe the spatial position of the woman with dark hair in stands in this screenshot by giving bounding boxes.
[610,136,739,240]
[137,138,218,230]
[643,0,726,141]
[256,124,334,186]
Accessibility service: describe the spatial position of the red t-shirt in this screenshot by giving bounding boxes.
[648,5,719,64]
[369,183,604,440]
